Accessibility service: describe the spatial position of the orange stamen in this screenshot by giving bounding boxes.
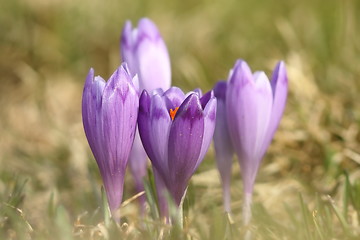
[169,107,179,120]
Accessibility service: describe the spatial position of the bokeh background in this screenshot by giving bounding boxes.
[1,0,360,239]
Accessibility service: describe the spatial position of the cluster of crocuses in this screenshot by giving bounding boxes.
[82,18,288,224]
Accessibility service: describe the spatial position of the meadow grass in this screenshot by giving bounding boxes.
[0,0,360,239]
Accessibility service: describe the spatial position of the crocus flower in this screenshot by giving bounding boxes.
[213,81,234,213]
[121,18,172,213]
[121,18,171,92]
[225,59,288,224]
[138,87,217,211]
[82,63,139,219]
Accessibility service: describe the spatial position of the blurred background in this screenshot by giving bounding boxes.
[1,0,360,239]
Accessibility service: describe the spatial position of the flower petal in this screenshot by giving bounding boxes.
[195,92,217,170]
[82,68,106,170]
[263,61,288,151]
[162,87,185,110]
[152,88,164,96]
[120,21,138,78]
[148,93,172,179]
[226,60,252,160]
[138,90,156,161]
[168,93,204,204]
[199,90,214,109]
[213,81,234,179]
[135,18,171,91]
[193,88,202,97]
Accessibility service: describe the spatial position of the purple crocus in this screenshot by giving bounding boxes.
[82,63,139,219]
[121,18,172,213]
[138,87,217,212]
[121,18,171,92]
[225,59,288,224]
[213,81,234,213]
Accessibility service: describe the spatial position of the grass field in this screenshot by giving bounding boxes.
[1,0,360,239]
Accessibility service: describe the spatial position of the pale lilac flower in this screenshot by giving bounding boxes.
[138,87,217,208]
[82,64,139,219]
[121,18,172,213]
[225,59,288,224]
[213,81,234,213]
[121,18,171,92]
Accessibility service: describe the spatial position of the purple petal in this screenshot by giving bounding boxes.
[195,93,217,170]
[213,81,234,190]
[147,93,172,179]
[138,90,156,162]
[136,18,161,41]
[213,82,234,168]
[199,90,214,109]
[120,21,138,78]
[138,89,172,182]
[152,88,164,96]
[162,87,185,110]
[121,20,133,50]
[193,88,202,97]
[262,61,288,152]
[213,80,227,100]
[228,59,253,87]
[82,69,106,171]
[226,60,253,160]
[131,74,140,93]
[135,19,171,91]
[168,93,204,204]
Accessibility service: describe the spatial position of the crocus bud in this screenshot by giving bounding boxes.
[225,59,288,224]
[121,18,171,92]
[213,81,234,213]
[82,63,139,220]
[138,87,217,210]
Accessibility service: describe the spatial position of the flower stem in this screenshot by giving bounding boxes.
[178,188,187,229]
[222,178,231,213]
[243,192,252,240]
